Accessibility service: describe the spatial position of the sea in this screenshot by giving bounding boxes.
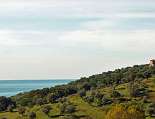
[0,80,72,97]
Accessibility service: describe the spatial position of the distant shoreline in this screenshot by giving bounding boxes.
[0,79,73,97]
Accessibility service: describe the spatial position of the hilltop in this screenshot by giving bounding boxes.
[0,63,155,119]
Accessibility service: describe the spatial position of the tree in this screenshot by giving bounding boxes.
[143,71,151,80]
[0,96,15,112]
[29,112,36,119]
[81,83,91,91]
[47,93,57,103]
[105,104,145,119]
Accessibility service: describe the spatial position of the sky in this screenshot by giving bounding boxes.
[0,0,155,79]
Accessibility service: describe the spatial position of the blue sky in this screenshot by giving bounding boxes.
[0,0,155,79]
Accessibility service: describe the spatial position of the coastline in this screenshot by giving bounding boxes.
[0,79,73,97]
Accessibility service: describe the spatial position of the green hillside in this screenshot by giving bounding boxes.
[1,64,155,119]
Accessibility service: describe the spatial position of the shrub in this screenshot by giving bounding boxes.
[35,98,44,106]
[146,103,155,116]
[105,104,145,119]
[47,93,57,103]
[42,105,52,115]
[101,97,113,105]
[60,103,76,114]
[111,91,121,98]
[83,96,94,103]
[65,105,76,114]
[0,96,16,112]
[78,90,86,97]
[29,112,36,119]
[18,106,26,116]
[58,97,67,103]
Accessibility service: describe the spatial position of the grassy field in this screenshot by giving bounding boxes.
[1,78,155,119]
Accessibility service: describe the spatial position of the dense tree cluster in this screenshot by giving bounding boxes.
[0,96,16,112]
[12,64,155,108]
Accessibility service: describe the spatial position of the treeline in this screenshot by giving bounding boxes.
[3,64,155,110]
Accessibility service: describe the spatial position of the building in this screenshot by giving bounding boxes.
[149,59,155,67]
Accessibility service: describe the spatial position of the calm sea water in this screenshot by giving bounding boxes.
[0,80,72,97]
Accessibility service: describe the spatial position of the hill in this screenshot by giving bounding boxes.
[0,64,155,119]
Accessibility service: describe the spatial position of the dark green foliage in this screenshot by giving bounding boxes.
[60,103,76,114]
[111,91,121,98]
[65,105,76,114]
[101,97,113,105]
[18,98,32,107]
[83,96,94,103]
[47,93,57,103]
[29,112,36,119]
[146,103,155,117]
[0,96,16,112]
[58,97,67,103]
[78,90,86,97]
[83,91,112,106]
[13,64,154,107]
[80,83,91,91]
[143,71,151,79]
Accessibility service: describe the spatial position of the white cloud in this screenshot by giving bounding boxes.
[0,0,154,79]
[59,19,155,53]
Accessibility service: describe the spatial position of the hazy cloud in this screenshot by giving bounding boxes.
[0,0,154,79]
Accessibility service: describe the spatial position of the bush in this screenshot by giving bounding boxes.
[42,105,52,115]
[101,97,113,105]
[65,105,76,114]
[78,90,86,97]
[18,107,26,116]
[47,93,57,103]
[111,91,121,98]
[146,103,155,116]
[83,96,94,103]
[35,98,45,106]
[105,104,145,119]
[0,96,16,112]
[60,103,76,114]
[29,112,36,119]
